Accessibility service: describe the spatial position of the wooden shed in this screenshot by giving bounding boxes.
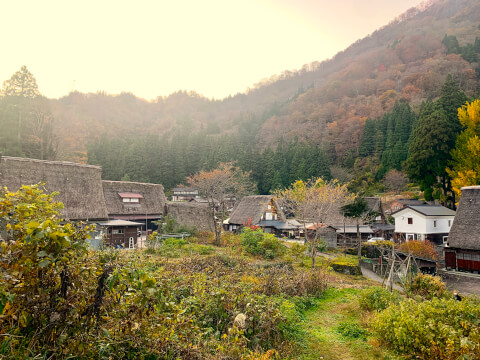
[100,219,142,248]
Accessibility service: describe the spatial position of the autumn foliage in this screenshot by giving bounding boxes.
[398,240,439,260]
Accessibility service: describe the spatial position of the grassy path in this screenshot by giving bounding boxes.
[295,287,390,360]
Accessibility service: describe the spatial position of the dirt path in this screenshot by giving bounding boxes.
[296,288,388,360]
[360,266,404,292]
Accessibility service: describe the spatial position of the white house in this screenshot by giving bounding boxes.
[391,205,456,245]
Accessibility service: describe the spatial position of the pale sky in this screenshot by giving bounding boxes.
[1,0,425,100]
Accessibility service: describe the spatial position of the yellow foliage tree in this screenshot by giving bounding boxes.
[447,99,480,197]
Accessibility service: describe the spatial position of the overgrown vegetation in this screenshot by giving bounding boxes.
[0,186,329,359]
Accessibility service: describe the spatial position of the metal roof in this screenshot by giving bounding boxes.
[99,220,143,227]
[118,192,144,198]
[391,205,455,217]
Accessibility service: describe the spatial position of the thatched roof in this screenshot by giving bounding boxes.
[447,186,480,251]
[327,197,386,227]
[0,155,108,220]
[229,195,286,225]
[102,180,166,217]
[167,202,213,231]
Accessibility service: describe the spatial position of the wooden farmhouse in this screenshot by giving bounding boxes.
[100,219,142,248]
[102,180,167,234]
[391,205,455,245]
[444,186,480,273]
[171,187,199,201]
[0,155,108,221]
[328,197,392,244]
[227,195,297,236]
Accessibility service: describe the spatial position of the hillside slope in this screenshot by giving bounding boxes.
[3,0,479,166]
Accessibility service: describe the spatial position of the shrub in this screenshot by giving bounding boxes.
[404,273,446,300]
[359,286,401,311]
[374,297,480,359]
[398,240,439,260]
[289,243,307,261]
[240,228,286,259]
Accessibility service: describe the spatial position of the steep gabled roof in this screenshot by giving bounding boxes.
[391,205,456,217]
[229,195,286,225]
[0,155,108,220]
[102,180,166,217]
[448,186,480,251]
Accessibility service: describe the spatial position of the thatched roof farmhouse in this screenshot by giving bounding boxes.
[229,195,286,226]
[227,195,292,235]
[0,155,108,220]
[444,186,480,273]
[102,180,167,220]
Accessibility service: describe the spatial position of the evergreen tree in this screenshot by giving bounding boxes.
[404,110,456,202]
[358,118,376,156]
[439,74,468,134]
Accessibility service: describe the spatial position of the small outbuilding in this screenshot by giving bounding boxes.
[100,219,143,248]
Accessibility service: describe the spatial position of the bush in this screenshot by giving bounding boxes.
[359,286,401,311]
[404,273,446,300]
[240,228,286,259]
[398,240,439,260]
[374,297,480,359]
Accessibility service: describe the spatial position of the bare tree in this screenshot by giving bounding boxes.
[275,178,353,267]
[187,163,255,246]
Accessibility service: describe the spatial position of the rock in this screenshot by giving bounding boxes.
[234,313,246,328]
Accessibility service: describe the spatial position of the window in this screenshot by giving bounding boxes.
[408,217,413,224]
[112,229,124,234]
[448,220,452,227]
[433,220,437,227]
[122,197,139,203]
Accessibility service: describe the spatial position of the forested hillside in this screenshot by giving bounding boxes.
[1,0,480,197]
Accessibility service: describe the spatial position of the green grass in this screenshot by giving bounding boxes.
[295,287,397,360]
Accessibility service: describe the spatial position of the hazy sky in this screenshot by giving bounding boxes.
[1,0,425,100]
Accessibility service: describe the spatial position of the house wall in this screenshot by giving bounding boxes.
[424,216,454,234]
[394,211,453,237]
[105,226,138,248]
[394,210,427,234]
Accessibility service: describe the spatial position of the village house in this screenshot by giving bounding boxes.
[0,155,109,221]
[444,186,480,273]
[100,219,143,248]
[171,187,199,201]
[102,180,167,234]
[391,205,455,245]
[227,195,298,236]
[328,197,393,245]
